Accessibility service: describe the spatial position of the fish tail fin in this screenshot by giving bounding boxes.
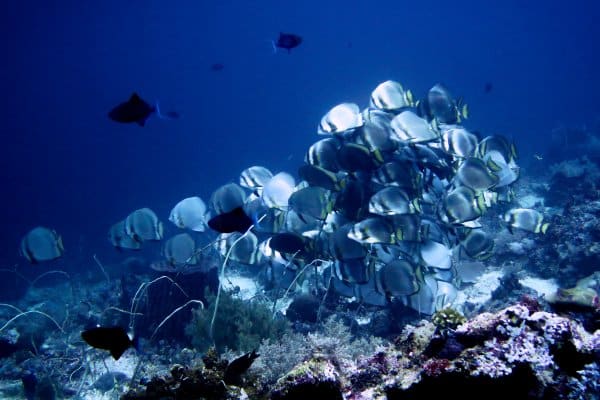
[154,101,179,121]
[154,100,165,119]
[541,222,550,234]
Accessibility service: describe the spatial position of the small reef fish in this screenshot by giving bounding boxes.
[504,208,549,234]
[318,103,364,135]
[125,207,164,241]
[163,233,197,266]
[370,80,413,111]
[20,226,64,264]
[108,220,142,250]
[240,166,273,195]
[169,196,208,232]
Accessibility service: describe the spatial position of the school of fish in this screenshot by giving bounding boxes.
[20,79,551,317]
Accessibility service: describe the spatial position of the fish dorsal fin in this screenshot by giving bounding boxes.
[129,92,142,104]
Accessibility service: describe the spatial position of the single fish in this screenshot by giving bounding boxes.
[108,220,142,250]
[20,226,64,264]
[273,32,302,53]
[163,233,197,265]
[504,208,549,234]
[370,80,413,111]
[169,196,208,232]
[318,103,364,135]
[108,92,179,126]
[240,166,273,194]
[81,326,137,360]
[224,350,259,385]
[125,207,163,242]
[211,183,247,215]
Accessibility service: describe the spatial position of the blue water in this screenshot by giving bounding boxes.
[0,0,598,271]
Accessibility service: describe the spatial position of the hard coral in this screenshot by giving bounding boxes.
[422,358,450,377]
[122,348,255,400]
[123,304,600,399]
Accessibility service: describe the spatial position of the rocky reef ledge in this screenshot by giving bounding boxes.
[123,302,600,399]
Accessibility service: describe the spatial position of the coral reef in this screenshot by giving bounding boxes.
[545,157,600,207]
[251,317,384,389]
[528,199,600,284]
[270,357,343,400]
[431,308,466,332]
[544,124,600,166]
[121,348,255,400]
[123,303,600,399]
[184,290,290,353]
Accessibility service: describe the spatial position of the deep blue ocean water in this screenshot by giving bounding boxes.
[0,0,598,277]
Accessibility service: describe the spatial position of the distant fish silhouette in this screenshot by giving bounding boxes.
[108,92,179,126]
[211,63,225,71]
[273,32,302,53]
[484,82,493,94]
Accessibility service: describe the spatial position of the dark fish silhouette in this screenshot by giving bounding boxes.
[224,350,259,385]
[211,63,225,71]
[108,93,179,126]
[81,326,137,360]
[484,82,493,94]
[208,206,254,234]
[273,32,302,53]
[269,232,307,254]
[108,93,155,126]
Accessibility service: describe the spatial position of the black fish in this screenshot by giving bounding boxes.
[108,93,155,126]
[484,82,493,94]
[335,177,368,221]
[81,326,137,360]
[108,93,179,126]
[224,350,259,385]
[208,206,254,233]
[273,32,302,53]
[211,63,225,71]
[269,232,307,254]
